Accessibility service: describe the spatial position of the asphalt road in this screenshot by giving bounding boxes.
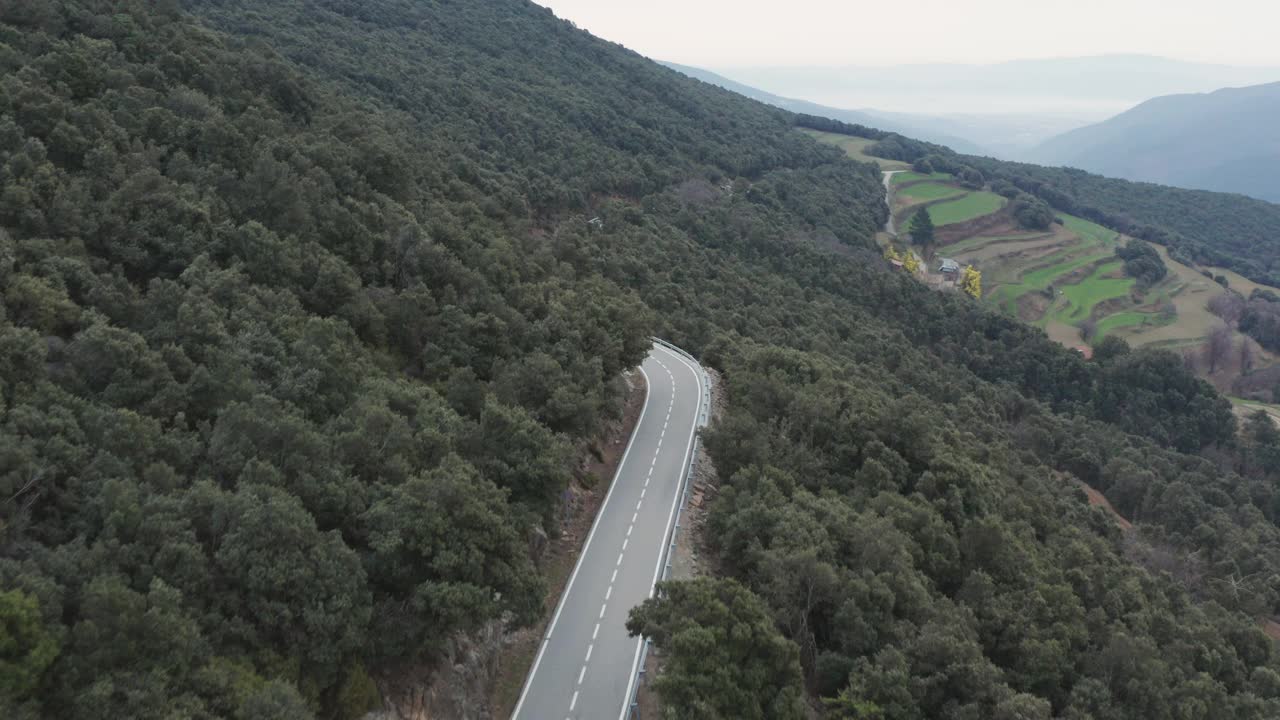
[883,169,902,236]
[512,343,704,720]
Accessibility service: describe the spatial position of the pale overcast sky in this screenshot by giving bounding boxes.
[534,0,1280,67]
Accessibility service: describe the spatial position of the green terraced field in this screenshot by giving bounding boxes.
[944,231,1053,255]
[928,191,1006,226]
[1020,251,1113,290]
[1095,311,1167,339]
[898,182,966,202]
[1061,215,1118,246]
[1054,262,1134,322]
[893,171,953,184]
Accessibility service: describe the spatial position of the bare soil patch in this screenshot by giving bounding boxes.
[935,207,1016,243]
[953,236,1060,265]
[1076,480,1133,531]
[1015,290,1052,323]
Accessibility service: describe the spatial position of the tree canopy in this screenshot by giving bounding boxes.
[909,208,935,245]
[1,1,1277,719]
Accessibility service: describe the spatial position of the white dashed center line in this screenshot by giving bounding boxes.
[564,354,691,718]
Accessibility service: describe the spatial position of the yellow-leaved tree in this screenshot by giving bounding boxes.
[960,265,982,299]
[903,252,921,275]
[883,245,901,262]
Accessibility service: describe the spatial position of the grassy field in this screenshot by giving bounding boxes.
[1095,311,1157,338]
[1055,262,1135,322]
[928,191,1006,226]
[1019,250,1113,290]
[1203,264,1278,299]
[893,171,953,184]
[1061,215,1118,246]
[1100,245,1225,346]
[799,129,909,169]
[898,181,966,202]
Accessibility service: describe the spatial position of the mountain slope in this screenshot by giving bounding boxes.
[3,2,1280,720]
[1029,82,1280,201]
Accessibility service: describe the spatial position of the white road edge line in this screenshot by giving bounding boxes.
[510,364,653,720]
[616,343,704,720]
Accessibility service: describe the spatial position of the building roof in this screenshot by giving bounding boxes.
[938,258,961,272]
[1073,345,1094,360]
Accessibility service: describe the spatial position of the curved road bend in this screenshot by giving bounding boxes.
[512,343,704,720]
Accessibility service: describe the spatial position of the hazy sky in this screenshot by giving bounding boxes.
[534,0,1280,67]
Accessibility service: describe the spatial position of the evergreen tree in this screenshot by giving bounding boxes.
[909,208,935,245]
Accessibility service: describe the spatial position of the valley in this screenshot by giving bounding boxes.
[816,131,1280,385]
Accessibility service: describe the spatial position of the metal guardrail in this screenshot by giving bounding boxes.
[625,339,713,719]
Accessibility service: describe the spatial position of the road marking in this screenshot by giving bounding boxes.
[622,538,628,551]
[512,365,653,720]
[631,512,637,523]
[593,623,600,640]
[570,691,579,712]
[635,500,642,510]
[618,343,705,720]
[616,553,623,566]
[606,585,613,600]
[641,487,646,497]
[599,603,607,619]
[578,665,586,684]
[585,644,593,663]
[627,525,633,537]
[611,569,618,583]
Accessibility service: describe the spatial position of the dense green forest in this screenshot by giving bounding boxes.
[3,2,1280,719]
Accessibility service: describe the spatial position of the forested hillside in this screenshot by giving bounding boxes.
[3,2,1280,719]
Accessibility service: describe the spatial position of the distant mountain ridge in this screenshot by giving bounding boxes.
[1028,82,1280,202]
[661,62,990,155]
[711,55,1280,115]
